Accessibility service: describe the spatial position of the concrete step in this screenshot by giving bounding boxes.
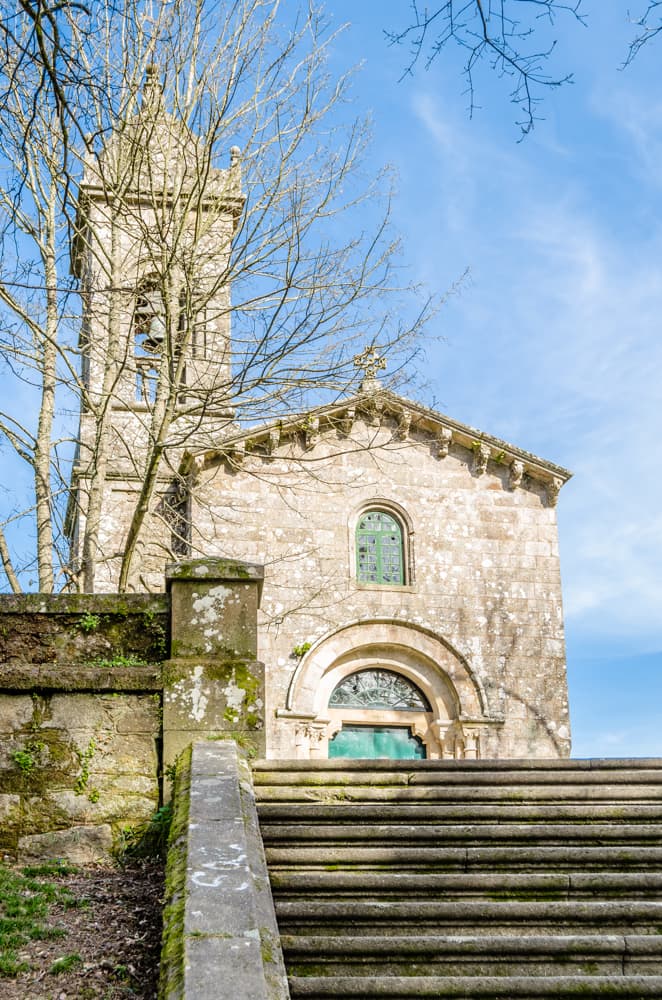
[253,760,662,788]
[255,783,662,802]
[287,975,662,998]
[258,802,662,822]
[255,759,662,996]
[253,758,662,774]
[282,934,662,977]
[265,844,662,872]
[274,899,662,937]
[270,871,662,900]
[261,821,662,846]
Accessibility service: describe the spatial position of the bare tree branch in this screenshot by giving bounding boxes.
[386,0,586,136]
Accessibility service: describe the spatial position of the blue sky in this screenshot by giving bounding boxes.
[324,2,662,756]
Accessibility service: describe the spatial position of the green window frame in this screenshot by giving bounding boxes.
[356,510,405,585]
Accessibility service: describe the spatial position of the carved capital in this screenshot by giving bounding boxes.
[509,459,524,490]
[546,476,562,507]
[434,427,453,459]
[473,442,490,476]
[462,728,480,759]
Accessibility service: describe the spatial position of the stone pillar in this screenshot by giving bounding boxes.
[162,558,265,779]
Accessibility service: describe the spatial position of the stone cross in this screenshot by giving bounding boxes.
[354,346,387,391]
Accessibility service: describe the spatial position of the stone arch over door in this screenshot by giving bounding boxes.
[281,619,498,760]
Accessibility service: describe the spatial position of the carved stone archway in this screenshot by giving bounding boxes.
[278,619,501,760]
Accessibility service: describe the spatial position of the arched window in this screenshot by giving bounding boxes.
[327,669,431,760]
[133,277,164,403]
[329,669,430,711]
[133,277,188,402]
[356,510,405,585]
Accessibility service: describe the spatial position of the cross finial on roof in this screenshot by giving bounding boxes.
[354,346,386,392]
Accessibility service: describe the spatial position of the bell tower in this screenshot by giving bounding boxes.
[68,66,244,590]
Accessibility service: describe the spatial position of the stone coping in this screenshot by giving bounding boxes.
[165,557,264,585]
[160,740,289,1000]
[0,594,169,613]
[0,663,163,691]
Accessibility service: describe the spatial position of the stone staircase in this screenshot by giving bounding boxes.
[252,758,662,999]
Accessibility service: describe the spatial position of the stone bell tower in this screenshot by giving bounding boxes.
[68,66,244,590]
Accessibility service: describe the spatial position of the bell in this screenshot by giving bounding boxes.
[143,314,166,351]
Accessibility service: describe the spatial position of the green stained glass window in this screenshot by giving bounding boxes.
[356,510,404,584]
[329,669,431,711]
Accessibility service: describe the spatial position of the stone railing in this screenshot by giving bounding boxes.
[160,740,288,1000]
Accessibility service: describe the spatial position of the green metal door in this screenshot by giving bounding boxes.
[328,724,426,759]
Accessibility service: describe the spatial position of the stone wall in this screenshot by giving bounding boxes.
[0,566,265,862]
[0,595,167,861]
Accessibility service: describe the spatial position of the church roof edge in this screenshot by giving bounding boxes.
[183,389,572,490]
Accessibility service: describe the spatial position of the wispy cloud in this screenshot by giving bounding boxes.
[405,90,662,648]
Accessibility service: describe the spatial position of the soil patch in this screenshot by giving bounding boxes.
[0,860,163,999]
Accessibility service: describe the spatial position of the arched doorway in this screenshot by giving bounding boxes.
[278,619,499,760]
[327,668,431,759]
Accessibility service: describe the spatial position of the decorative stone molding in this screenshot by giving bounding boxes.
[265,427,280,456]
[546,476,562,507]
[509,459,524,490]
[338,407,355,436]
[473,442,490,476]
[463,728,480,759]
[303,416,320,451]
[362,395,383,427]
[294,720,329,759]
[189,453,206,484]
[433,427,453,459]
[395,408,411,440]
[192,389,571,497]
[229,441,245,467]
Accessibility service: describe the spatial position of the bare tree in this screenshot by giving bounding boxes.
[0,0,432,593]
[386,2,662,136]
[625,2,662,65]
[386,1,586,136]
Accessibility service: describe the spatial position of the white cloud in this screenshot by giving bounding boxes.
[402,91,662,649]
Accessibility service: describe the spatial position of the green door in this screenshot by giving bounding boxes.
[328,724,426,760]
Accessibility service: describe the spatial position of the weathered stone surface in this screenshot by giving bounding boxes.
[167,558,263,660]
[160,740,289,1000]
[0,688,159,861]
[18,823,114,864]
[0,664,161,691]
[184,937,271,999]
[0,594,168,665]
[163,659,264,732]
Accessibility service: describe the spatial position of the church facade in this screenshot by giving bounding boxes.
[185,381,572,761]
[68,77,572,762]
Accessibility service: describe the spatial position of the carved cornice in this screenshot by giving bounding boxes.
[185,388,572,498]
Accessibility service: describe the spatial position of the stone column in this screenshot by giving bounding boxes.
[162,558,265,779]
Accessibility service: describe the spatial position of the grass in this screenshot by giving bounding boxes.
[0,861,80,976]
[50,952,82,974]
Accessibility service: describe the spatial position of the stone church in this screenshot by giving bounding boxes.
[68,73,572,764]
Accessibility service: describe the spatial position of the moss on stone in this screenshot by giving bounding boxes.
[158,745,192,999]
